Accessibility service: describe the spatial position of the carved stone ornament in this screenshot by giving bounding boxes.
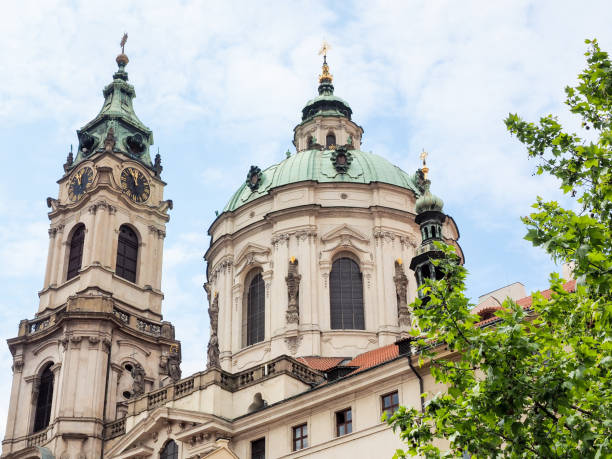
[167,346,182,382]
[206,292,220,369]
[285,258,301,324]
[415,169,429,194]
[207,334,220,369]
[131,362,146,397]
[330,146,353,173]
[246,165,262,191]
[103,127,116,153]
[153,153,163,176]
[394,260,411,327]
[78,132,96,155]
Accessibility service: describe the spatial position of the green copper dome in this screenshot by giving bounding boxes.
[223,149,422,212]
[415,187,444,214]
[67,52,156,173]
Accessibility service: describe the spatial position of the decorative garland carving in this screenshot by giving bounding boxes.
[208,257,233,283]
[246,165,262,191]
[394,260,411,327]
[285,258,301,324]
[330,146,353,173]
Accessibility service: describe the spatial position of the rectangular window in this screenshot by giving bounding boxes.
[251,437,265,459]
[381,391,399,417]
[292,423,308,451]
[336,408,352,437]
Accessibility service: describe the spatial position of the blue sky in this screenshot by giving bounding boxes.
[0,0,611,432]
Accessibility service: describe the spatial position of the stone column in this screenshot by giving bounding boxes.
[44,227,58,288]
[49,225,65,287]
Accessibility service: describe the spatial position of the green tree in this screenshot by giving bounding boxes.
[387,39,612,458]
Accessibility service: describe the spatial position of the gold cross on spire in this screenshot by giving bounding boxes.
[318,41,333,84]
[420,149,430,179]
[120,32,128,54]
[318,41,331,58]
[420,149,428,166]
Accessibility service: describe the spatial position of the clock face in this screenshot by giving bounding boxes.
[68,167,94,201]
[120,167,150,203]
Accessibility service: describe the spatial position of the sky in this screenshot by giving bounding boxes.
[0,0,611,434]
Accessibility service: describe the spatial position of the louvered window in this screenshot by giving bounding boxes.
[33,364,54,432]
[246,273,265,345]
[330,258,365,329]
[160,440,178,459]
[66,224,85,280]
[116,225,138,283]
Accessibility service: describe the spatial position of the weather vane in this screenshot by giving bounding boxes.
[120,32,128,54]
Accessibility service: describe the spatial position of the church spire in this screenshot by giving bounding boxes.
[70,34,155,172]
[318,41,334,96]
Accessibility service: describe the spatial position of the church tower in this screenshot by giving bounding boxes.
[3,39,181,459]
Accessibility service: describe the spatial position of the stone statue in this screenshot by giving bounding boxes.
[208,292,219,336]
[394,260,411,327]
[131,362,146,397]
[167,346,181,382]
[153,153,163,176]
[207,334,220,369]
[206,292,220,368]
[247,392,267,413]
[285,258,301,324]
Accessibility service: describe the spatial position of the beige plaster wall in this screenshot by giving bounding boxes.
[207,181,462,371]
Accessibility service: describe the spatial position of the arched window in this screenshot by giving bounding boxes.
[330,257,365,329]
[326,132,336,148]
[116,225,138,283]
[160,440,178,459]
[67,224,85,280]
[33,363,54,432]
[245,272,265,346]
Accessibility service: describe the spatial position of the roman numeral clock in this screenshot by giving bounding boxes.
[120,167,150,203]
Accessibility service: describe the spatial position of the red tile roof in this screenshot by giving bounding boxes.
[345,343,399,375]
[298,280,578,379]
[477,279,577,326]
[296,356,345,372]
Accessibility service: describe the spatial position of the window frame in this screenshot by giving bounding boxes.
[242,269,265,347]
[329,256,365,330]
[250,437,265,459]
[66,224,85,281]
[335,407,352,437]
[381,390,399,418]
[292,422,308,451]
[159,439,179,459]
[33,363,54,433]
[115,224,139,283]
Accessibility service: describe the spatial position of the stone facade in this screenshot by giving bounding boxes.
[3,50,463,459]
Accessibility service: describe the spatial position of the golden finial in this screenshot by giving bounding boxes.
[397,258,403,265]
[120,33,128,54]
[420,149,429,180]
[290,256,296,263]
[318,41,333,84]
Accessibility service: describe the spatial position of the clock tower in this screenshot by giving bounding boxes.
[3,41,181,459]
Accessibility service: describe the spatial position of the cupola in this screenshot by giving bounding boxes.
[293,43,364,152]
[409,154,447,297]
[67,34,159,174]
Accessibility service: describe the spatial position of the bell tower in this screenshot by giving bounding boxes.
[3,38,181,459]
